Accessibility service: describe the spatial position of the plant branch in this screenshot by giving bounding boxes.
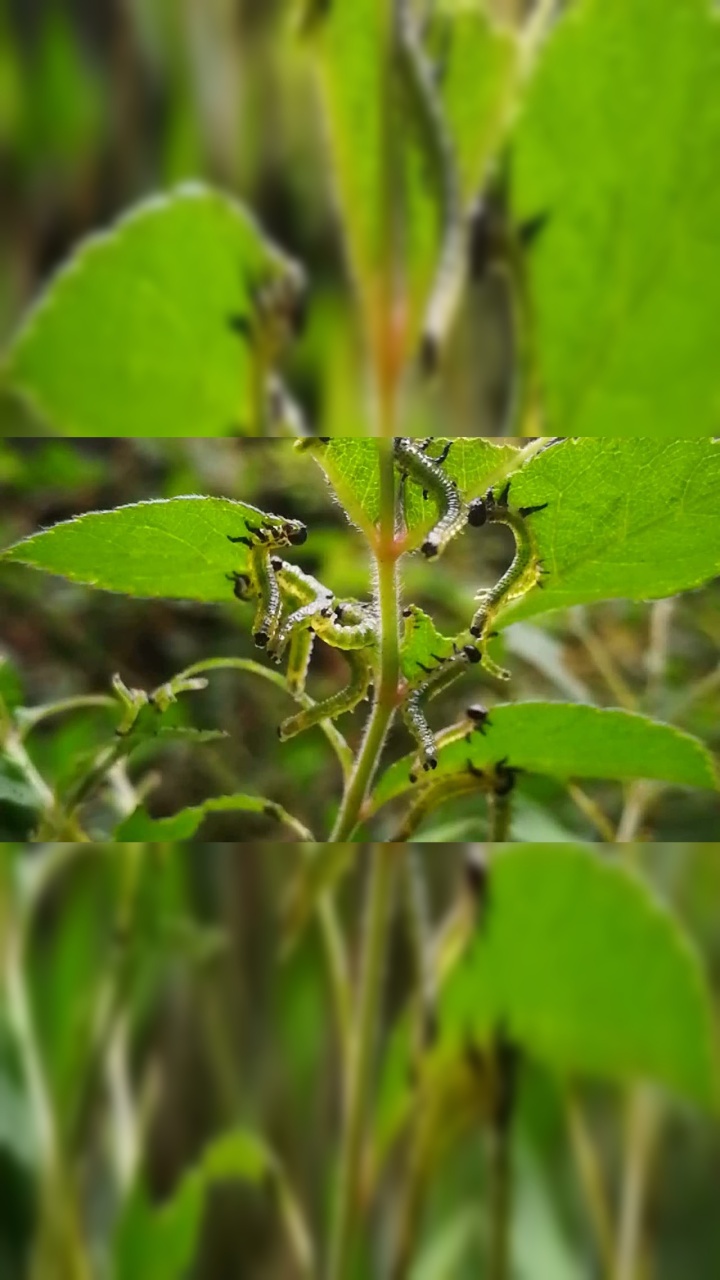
[179,657,354,781]
[566,1095,615,1278]
[330,441,400,841]
[327,845,398,1280]
[616,1090,659,1280]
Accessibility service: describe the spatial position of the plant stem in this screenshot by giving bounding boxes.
[488,791,512,842]
[566,1095,616,1278]
[616,1090,659,1280]
[330,441,400,841]
[488,1116,512,1280]
[488,1036,519,1280]
[179,657,354,781]
[327,845,397,1280]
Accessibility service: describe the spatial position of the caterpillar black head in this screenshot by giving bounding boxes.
[467,704,491,732]
[467,497,488,528]
[463,645,482,665]
[283,521,308,546]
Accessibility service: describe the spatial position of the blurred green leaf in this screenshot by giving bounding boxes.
[0,655,24,713]
[305,0,394,337]
[2,185,302,437]
[372,702,719,812]
[493,439,720,626]
[113,1129,275,1280]
[512,0,720,434]
[19,6,103,174]
[441,846,720,1108]
[0,1070,36,1170]
[432,1,519,203]
[1,497,303,602]
[0,758,44,812]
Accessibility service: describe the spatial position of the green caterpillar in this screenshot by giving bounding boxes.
[278,598,377,740]
[467,480,548,640]
[314,600,378,650]
[273,560,334,695]
[394,437,466,557]
[227,547,378,739]
[227,549,280,649]
[278,647,374,741]
[403,642,483,781]
[267,563,334,662]
[227,517,308,649]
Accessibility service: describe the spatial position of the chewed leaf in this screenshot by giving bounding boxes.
[114,794,314,842]
[1,497,306,602]
[490,439,720,625]
[372,702,719,812]
[2,184,303,437]
[400,605,456,686]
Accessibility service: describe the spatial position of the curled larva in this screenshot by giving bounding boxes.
[467,480,548,638]
[278,647,374,741]
[394,438,466,558]
[403,644,482,780]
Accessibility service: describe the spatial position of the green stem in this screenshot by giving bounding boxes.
[327,845,397,1280]
[488,1118,512,1280]
[488,1036,518,1280]
[330,441,400,841]
[4,899,91,1280]
[488,791,512,843]
[180,657,354,782]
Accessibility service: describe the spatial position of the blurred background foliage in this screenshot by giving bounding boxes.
[1,436,719,843]
[0,0,515,437]
[0,845,719,1279]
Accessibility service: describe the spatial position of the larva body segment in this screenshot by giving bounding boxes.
[314,601,377,652]
[248,546,282,648]
[394,437,466,557]
[267,562,333,660]
[278,647,374,741]
[285,628,315,698]
[403,644,482,779]
[467,482,548,640]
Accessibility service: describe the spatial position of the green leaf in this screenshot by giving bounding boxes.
[432,1,519,203]
[0,757,44,812]
[1,497,303,602]
[372,702,719,813]
[441,847,720,1108]
[114,1129,275,1280]
[306,2,517,350]
[2,184,302,437]
[492,438,720,626]
[306,0,393,336]
[299,437,519,542]
[400,605,456,685]
[115,794,314,842]
[512,0,720,434]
